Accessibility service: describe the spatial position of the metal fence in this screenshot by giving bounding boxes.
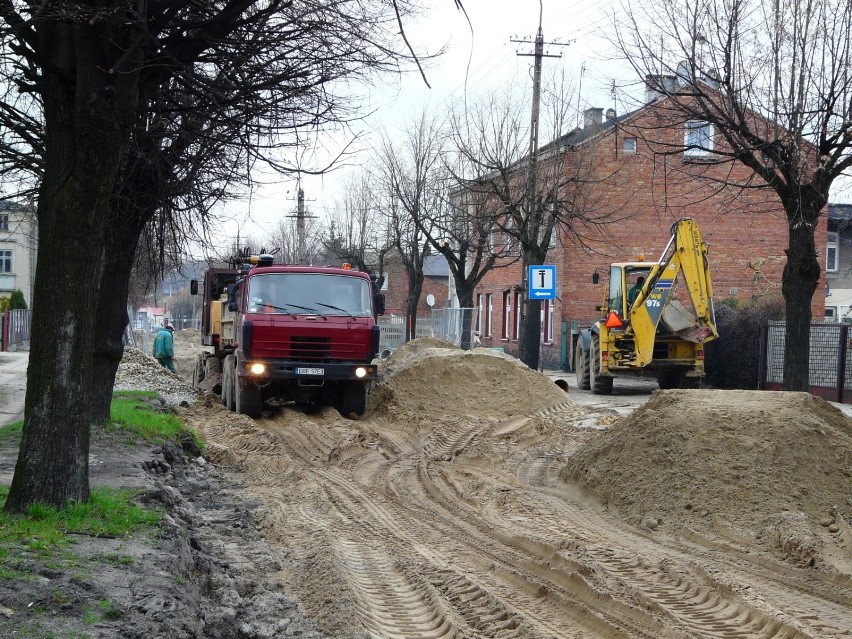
[762,320,852,402]
[377,308,475,353]
[1,309,32,351]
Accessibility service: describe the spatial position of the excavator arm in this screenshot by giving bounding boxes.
[629,218,718,366]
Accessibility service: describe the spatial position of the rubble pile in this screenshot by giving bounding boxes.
[115,347,200,406]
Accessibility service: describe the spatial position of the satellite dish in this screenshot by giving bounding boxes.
[426,294,435,307]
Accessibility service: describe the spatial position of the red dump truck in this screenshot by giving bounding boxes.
[191,254,385,418]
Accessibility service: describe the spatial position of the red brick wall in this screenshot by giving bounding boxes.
[381,254,448,316]
[474,100,827,366]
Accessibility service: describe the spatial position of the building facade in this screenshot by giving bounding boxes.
[473,95,826,366]
[0,201,37,307]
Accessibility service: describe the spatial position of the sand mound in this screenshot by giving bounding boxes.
[561,390,852,566]
[368,338,567,419]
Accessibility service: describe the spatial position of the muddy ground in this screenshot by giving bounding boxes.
[1,331,851,638]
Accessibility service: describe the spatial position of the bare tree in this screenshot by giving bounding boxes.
[611,0,852,390]
[377,110,445,340]
[323,169,394,278]
[0,0,433,512]
[447,73,615,369]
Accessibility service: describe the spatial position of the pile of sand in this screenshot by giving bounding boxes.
[367,338,567,420]
[561,389,852,566]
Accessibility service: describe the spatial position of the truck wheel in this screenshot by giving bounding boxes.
[657,368,683,389]
[192,354,206,388]
[222,355,236,411]
[236,374,263,418]
[574,341,591,391]
[590,334,613,395]
[205,355,221,378]
[339,382,367,417]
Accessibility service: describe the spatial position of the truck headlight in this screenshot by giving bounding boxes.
[355,367,367,378]
[249,362,266,375]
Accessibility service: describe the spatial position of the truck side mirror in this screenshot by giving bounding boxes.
[190,280,198,295]
[227,283,239,312]
[375,293,386,316]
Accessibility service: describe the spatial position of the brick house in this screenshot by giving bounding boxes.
[379,251,450,316]
[473,89,826,367]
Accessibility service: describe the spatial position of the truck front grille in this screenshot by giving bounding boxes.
[290,335,331,361]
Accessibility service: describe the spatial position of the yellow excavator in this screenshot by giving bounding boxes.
[575,218,718,394]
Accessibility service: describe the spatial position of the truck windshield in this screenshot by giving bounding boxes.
[247,273,372,317]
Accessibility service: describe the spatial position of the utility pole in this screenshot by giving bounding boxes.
[511,2,569,370]
[286,179,316,264]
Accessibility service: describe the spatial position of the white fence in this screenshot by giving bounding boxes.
[377,308,475,352]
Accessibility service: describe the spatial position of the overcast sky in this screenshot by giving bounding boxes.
[205,0,626,254]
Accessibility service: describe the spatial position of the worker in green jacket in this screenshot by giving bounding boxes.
[153,324,176,373]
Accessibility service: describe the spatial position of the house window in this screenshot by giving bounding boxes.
[827,232,838,272]
[684,121,714,157]
[825,306,837,321]
[0,249,11,273]
[476,294,483,334]
[485,293,493,337]
[513,290,522,340]
[380,273,389,291]
[502,290,511,339]
[0,213,8,231]
[541,299,554,343]
[489,229,512,256]
[623,137,637,154]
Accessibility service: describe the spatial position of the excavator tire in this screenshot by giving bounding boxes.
[590,334,613,395]
[575,341,591,391]
[236,374,263,418]
[657,367,694,389]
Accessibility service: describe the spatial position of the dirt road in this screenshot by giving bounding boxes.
[174,339,852,639]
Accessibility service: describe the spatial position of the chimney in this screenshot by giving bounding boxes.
[583,107,604,129]
[644,74,677,103]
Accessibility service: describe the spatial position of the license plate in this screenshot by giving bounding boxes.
[296,367,324,376]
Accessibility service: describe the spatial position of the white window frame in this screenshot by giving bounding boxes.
[684,121,714,157]
[825,306,837,321]
[501,290,511,339]
[0,213,8,232]
[475,294,483,334]
[827,232,839,273]
[541,299,554,343]
[623,137,637,154]
[485,293,493,337]
[380,273,389,291]
[0,248,11,273]
[513,290,522,340]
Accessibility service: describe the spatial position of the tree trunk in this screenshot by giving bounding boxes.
[405,271,424,341]
[781,217,821,391]
[5,154,118,511]
[518,247,547,369]
[90,211,148,426]
[456,283,475,350]
[4,20,139,511]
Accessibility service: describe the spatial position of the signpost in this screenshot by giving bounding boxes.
[528,265,556,300]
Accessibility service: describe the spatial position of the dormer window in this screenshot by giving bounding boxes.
[684,121,714,158]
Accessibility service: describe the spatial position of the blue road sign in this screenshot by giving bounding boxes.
[528,265,556,300]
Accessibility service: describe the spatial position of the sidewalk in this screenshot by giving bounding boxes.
[0,349,28,428]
